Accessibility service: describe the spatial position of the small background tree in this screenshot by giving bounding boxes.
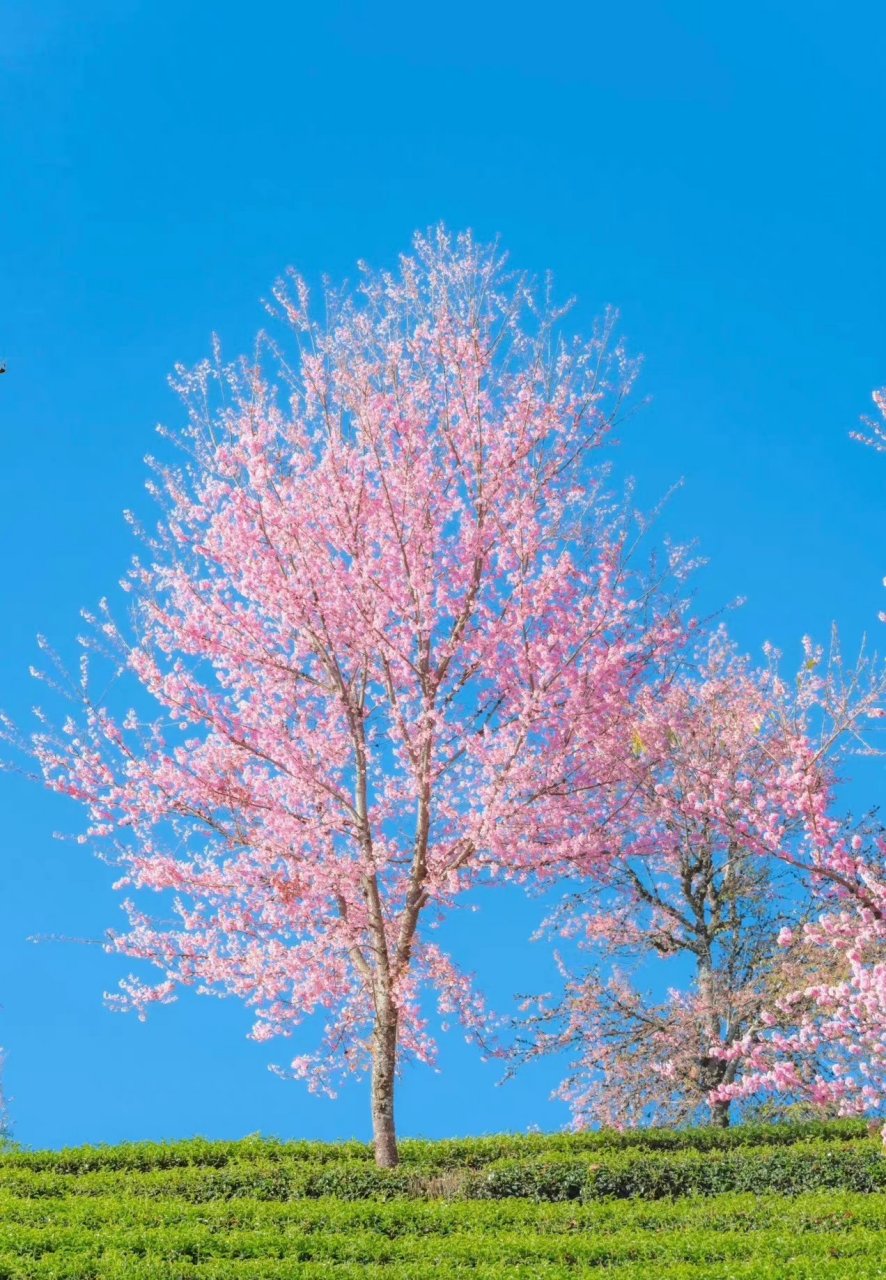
[714,822,886,1123]
[514,629,883,1128]
[722,390,886,1122]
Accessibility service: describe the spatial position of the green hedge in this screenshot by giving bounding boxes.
[1,1220,885,1266]
[0,1188,884,1232]
[0,1186,883,1277]
[1,1123,883,1277]
[0,1192,884,1278]
[0,1138,881,1202]
[466,1140,886,1202]
[0,1118,870,1175]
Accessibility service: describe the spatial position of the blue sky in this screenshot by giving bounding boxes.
[1,1,884,1150]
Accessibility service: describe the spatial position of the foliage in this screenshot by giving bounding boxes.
[0,1126,881,1202]
[0,1118,869,1172]
[0,1128,883,1277]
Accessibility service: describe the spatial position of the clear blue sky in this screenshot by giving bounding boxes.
[1,1,884,1150]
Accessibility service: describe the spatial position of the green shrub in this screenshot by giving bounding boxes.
[0,1185,884,1277]
[0,1124,882,1278]
[0,1118,870,1176]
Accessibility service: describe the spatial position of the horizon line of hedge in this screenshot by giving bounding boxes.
[1,1137,882,1201]
[0,1117,872,1174]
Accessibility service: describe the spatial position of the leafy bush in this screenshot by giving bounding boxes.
[0,1125,882,1277]
[0,1135,881,1203]
[0,1118,870,1174]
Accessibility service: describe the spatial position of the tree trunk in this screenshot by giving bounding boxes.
[710,1098,730,1128]
[696,955,729,1129]
[371,1004,399,1168]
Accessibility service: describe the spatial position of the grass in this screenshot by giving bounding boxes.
[0,1120,883,1277]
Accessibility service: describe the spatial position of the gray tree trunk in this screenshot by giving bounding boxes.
[371,1005,399,1168]
[710,1097,731,1128]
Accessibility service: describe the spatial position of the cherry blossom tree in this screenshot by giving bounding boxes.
[714,393,886,1123]
[10,230,682,1165]
[713,822,886,1121]
[515,628,884,1129]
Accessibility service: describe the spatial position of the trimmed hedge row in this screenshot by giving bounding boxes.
[477,1142,886,1202]
[0,1188,883,1277]
[0,1187,884,1232]
[1,1139,882,1202]
[0,1225,885,1279]
[0,1119,871,1174]
[1,1220,885,1266]
[1,1258,885,1280]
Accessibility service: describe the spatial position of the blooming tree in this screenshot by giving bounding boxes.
[714,824,886,1120]
[515,629,883,1129]
[716,392,886,1122]
[13,231,681,1165]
